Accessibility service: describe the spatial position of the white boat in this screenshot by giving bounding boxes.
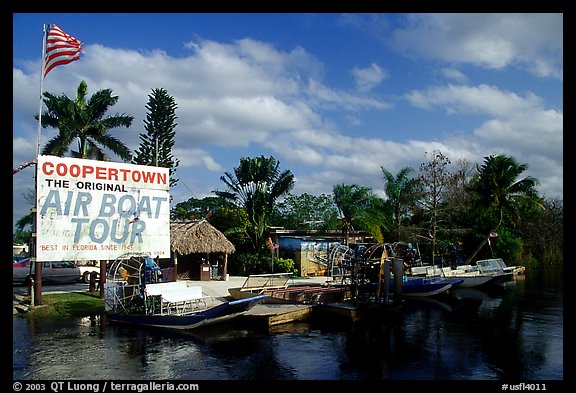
[475,258,516,282]
[227,273,293,302]
[410,258,513,288]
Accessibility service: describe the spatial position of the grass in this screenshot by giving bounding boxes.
[23,291,106,319]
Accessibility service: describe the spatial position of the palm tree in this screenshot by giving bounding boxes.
[332,184,387,244]
[381,166,418,241]
[466,154,542,263]
[214,155,295,250]
[39,80,133,160]
[473,154,541,229]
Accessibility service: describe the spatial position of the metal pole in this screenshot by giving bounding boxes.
[36,24,48,157]
[155,137,158,166]
[393,258,404,305]
[99,260,107,299]
[382,259,391,305]
[33,24,48,306]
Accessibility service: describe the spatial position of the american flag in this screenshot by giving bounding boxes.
[44,24,83,78]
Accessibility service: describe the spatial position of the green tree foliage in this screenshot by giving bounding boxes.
[132,88,180,188]
[465,154,543,264]
[509,197,562,267]
[14,190,36,249]
[332,184,387,244]
[13,229,32,247]
[14,189,36,232]
[381,166,419,241]
[171,196,252,252]
[171,196,234,221]
[472,154,541,230]
[208,207,252,252]
[270,193,339,230]
[273,257,297,275]
[39,80,133,161]
[229,252,262,276]
[214,156,295,250]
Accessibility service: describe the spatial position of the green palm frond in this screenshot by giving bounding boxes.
[39,80,133,160]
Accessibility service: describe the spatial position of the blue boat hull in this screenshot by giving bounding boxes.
[362,277,464,298]
[107,294,267,330]
[400,277,464,296]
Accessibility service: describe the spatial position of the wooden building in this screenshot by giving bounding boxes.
[165,220,236,281]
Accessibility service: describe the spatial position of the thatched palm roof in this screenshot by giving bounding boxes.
[170,220,236,255]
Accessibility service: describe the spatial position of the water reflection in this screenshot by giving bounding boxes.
[13,269,563,381]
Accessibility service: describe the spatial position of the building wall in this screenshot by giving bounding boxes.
[278,237,341,277]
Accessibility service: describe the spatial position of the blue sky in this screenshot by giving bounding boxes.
[12,13,563,231]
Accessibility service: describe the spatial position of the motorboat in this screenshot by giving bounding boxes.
[410,258,514,288]
[104,254,265,330]
[228,272,352,304]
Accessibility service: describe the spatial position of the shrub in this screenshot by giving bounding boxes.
[272,257,296,275]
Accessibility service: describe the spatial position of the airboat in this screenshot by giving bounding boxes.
[228,272,352,304]
[328,243,463,301]
[104,253,266,330]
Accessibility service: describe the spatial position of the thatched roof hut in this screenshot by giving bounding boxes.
[169,220,235,280]
[171,220,235,255]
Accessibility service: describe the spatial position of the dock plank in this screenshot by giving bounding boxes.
[242,303,314,327]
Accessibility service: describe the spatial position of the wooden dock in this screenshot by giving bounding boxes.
[314,300,404,323]
[315,302,363,322]
[241,303,314,328]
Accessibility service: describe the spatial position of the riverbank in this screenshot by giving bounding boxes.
[13,291,105,318]
[13,275,330,318]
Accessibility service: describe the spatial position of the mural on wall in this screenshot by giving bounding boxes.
[278,237,342,276]
[302,241,327,266]
[302,240,342,275]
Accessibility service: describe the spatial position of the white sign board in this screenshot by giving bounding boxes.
[36,155,171,261]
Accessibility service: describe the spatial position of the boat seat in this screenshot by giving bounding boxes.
[454,265,477,273]
[410,266,428,276]
[145,282,211,315]
[426,266,443,277]
[145,281,188,296]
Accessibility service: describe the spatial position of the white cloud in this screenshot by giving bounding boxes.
[405,84,543,117]
[474,109,563,157]
[390,13,563,79]
[402,82,562,200]
[440,67,468,83]
[306,79,391,111]
[175,147,223,172]
[351,63,388,93]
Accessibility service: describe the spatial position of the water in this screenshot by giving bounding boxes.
[13,268,564,383]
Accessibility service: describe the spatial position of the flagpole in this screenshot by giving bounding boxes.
[32,23,48,306]
[36,24,48,158]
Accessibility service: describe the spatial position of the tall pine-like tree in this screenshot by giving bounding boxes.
[132,88,180,188]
